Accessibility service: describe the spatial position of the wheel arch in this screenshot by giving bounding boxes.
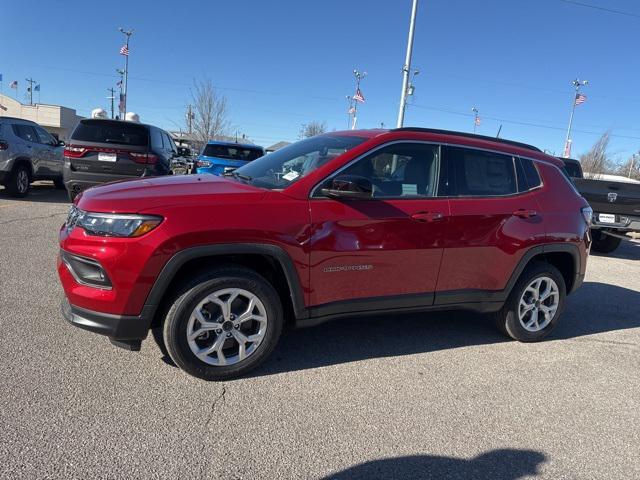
[11,157,34,177]
[505,244,581,297]
[145,244,307,329]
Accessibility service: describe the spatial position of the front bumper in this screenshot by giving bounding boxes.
[61,296,153,350]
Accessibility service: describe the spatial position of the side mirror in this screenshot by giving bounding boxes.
[57,140,65,147]
[321,174,373,199]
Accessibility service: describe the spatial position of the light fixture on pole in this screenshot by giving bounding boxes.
[118,27,133,116]
[562,78,588,158]
[397,0,419,128]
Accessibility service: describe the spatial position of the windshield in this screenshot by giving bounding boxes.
[202,144,264,161]
[233,135,367,189]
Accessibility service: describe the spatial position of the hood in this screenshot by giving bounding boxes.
[76,174,266,213]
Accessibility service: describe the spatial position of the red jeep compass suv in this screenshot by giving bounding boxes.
[58,128,592,380]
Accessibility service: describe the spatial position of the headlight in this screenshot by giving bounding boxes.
[66,206,162,237]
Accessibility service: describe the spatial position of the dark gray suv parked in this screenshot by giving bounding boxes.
[63,119,177,201]
[0,117,65,197]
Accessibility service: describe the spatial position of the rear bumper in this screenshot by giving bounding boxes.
[591,212,640,232]
[61,296,153,346]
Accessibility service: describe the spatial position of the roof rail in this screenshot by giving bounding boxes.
[392,127,542,153]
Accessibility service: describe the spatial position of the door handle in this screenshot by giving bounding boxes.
[410,211,444,222]
[513,209,538,219]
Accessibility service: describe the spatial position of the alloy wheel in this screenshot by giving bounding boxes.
[518,276,559,332]
[17,170,29,194]
[186,288,268,366]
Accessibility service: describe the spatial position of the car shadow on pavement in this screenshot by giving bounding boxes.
[0,183,69,204]
[591,239,640,261]
[321,449,546,480]
[244,280,640,378]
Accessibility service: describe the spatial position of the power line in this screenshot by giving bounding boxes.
[558,0,640,19]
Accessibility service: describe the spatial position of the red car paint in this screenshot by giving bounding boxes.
[58,129,590,336]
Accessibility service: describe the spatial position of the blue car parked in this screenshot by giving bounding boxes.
[195,141,265,175]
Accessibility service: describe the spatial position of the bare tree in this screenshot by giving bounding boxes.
[299,121,327,139]
[190,78,230,151]
[616,152,640,181]
[579,131,614,177]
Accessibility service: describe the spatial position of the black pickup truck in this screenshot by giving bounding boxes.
[562,158,640,253]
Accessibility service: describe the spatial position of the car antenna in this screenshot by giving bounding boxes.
[496,125,502,139]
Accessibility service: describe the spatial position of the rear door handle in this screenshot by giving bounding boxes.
[513,209,538,219]
[411,211,444,222]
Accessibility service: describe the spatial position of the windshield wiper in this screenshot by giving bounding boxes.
[223,171,252,182]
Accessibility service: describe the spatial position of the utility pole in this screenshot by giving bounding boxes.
[107,88,116,119]
[186,104,193,134]
[563,78,588,158]
[630,154,638,179]
[116,69,125,119]
[472,107,480,134]
[25,78,36,105]
[118,27,133,116]
[396,0,419,128]
[351,69,366,130]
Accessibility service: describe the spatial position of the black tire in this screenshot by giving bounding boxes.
[53,177,66,190]
[67,188,78,203]
[162,266,283,380]
[591,229,621,254]
[4,164,31,197]
[494,261,566,342]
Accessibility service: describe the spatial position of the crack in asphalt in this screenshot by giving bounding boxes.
[196,385,227,475]
[573,337,638,347]
[0,212,66,225]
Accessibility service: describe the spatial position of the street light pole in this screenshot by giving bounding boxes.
[396,0,419,128]
[118,27,133,116]
[351,70,366,130]
[563,78,588,158]
[107,88,116,119]
[472,107,479,134]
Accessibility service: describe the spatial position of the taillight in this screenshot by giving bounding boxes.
[0,140,8,151]
[129,152,158,165]
[581,206,593,226]
[64,145,87,158]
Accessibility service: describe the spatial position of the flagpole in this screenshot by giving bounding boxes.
[563,78,588,158]
[119,28,133,117]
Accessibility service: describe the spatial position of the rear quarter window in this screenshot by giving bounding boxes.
[516,157,542,191]
[71,120,149,146]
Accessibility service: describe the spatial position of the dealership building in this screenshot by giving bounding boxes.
[0,93,83,141]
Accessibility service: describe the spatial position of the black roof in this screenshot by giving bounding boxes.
[393,127,542,153]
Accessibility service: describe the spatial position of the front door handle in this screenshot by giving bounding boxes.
[513,209,538,219]
[411,211,444,222]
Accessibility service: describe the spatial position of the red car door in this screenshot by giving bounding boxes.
[435,145,545,301]
[308,142,449,310]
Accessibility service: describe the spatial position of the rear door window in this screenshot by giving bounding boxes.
[34,126,56,146]
[71,120,149,146]
[12,124,39,143]
[442,146,517,196]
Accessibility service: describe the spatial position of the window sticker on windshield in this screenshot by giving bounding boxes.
[283,171,300,181]
[402,184,418,195]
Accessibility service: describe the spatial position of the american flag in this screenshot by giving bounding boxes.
[574,93,586,106]
[120,44,129,56]
[353,88,365,103]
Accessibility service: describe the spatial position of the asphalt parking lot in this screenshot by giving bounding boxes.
[1,183,639,480]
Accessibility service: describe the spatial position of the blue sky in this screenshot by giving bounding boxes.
[1,0,639,159]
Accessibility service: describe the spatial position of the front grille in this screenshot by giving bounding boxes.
[65,205,84,232]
